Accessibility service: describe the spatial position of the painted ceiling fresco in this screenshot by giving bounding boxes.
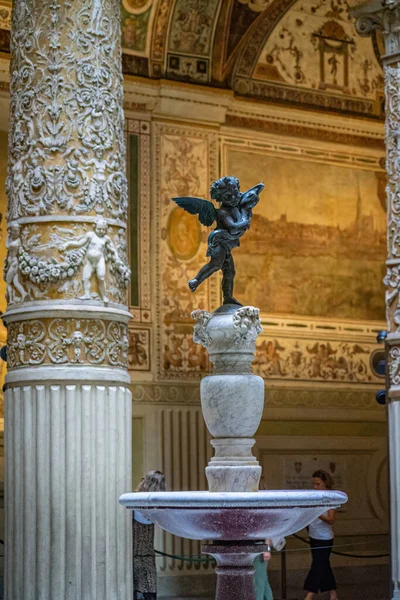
[0,0,384,117]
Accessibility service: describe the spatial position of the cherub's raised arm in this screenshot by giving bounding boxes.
[240,182,264,210]
[61,232,90,251]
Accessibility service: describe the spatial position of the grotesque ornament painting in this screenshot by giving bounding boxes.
[172,176,264,305]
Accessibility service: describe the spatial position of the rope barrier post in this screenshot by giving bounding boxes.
[281,547,287,600]
[277,547,298,600]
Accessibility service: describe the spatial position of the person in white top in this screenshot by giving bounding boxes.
[303,470,338,600]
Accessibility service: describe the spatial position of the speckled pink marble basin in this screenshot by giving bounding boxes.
[119,490,347,540]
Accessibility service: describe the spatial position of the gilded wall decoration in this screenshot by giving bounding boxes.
[0,1,11,30]
[167,207,202,261]
[167,55,209,83]
[123,0,153,12]
[254,337,380,383]
[128,328,150,370]
[225,146,386,321]
[154,123,218,381]
[126,118,151,321]
[150,0,171,67]
[121,0,155,56]
[253,0,383,100]
[166,0,221,82]
[226,0,261,60]
[6,318,129,369]
[169,0,220,56]
[238,0,272,11]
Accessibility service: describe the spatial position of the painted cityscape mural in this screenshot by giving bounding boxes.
[226,149,386,321]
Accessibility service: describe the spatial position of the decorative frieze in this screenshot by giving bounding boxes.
[7,318,128,369]
[254,337,380,384]
[4,219,130,307]
[128,328,150,371]
[131,382,379,409]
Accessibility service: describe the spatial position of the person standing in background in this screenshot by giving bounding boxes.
[133,470,166,600]
[254,475,286,600]
[254,541,273,600]
[303,470,339,600]
[254,537,286,600]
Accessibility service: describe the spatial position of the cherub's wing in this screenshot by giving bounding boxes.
[172,197,217,227]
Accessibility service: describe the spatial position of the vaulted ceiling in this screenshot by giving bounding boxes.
[0,0,384,119]
[120,0,384,118]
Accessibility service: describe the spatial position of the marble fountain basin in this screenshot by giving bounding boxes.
[119,490,348,540]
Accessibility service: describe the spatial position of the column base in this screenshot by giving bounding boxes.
[5,381,132,600]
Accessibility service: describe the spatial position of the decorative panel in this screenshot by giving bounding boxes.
[154,123,219,381]
[166,0,221,83]
[126,118,152,372]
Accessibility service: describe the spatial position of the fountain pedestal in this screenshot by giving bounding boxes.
[120,304,348,600]
[202,543,269,600]
[192,305,264,492]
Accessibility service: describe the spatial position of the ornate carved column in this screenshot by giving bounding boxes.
[350,2,400,598]
[4,1,132,598]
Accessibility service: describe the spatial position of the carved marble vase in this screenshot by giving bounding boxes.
[191,305,264,492]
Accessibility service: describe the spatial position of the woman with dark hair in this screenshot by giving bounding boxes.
[303,470,338,600]
[133,470,166,600]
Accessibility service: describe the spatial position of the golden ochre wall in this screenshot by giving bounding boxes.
[123,93,388,587]
[0,99,387,583]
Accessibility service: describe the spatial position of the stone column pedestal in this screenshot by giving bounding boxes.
[192,305,264,492]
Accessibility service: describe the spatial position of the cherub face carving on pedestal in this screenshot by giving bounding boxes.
[172,176,264,306]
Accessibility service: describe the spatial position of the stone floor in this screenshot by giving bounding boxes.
[162,581,389,599]
[164,587,388,599]
[160,563,389,599]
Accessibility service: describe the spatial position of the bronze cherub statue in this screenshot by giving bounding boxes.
[172,176,264,306]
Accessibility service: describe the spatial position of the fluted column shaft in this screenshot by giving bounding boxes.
[351,3,400,598]
[4,1,132,598]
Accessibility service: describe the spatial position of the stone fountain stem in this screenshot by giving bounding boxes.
[202,543,269,600]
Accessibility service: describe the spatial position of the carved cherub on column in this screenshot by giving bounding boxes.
[385,265,400,327]
[5,222,27,304]
[78,147,112,210]
[89,0,104,35]
[60,218,114,304]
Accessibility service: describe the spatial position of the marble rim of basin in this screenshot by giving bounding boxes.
[119,490,348,541]
[119,489,347,509]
